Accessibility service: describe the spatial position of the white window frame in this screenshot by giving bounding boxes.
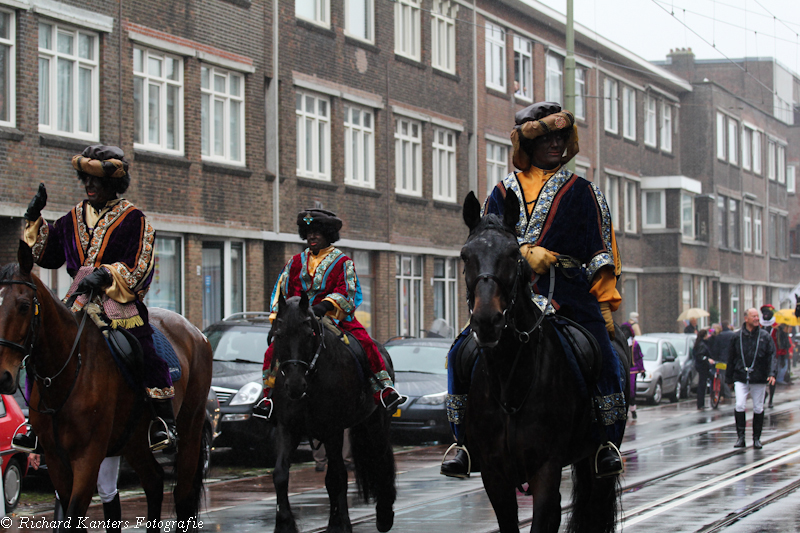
[395,0,421,61]
[485,21,506,92]
[545,53,563,104]
[432,257,458,336]
[754,206,763,254]
[296,0,330,27]
[345,0,374,43]
[681,192,694,240]
[344,104,375,189]
[777,144,786,184]
[622,86,635,140]
[752,130,762,174]
[486,141,508,197]
[767,140,776,180]
[743,203,752,252]
[624,180,637,234]
[432,127,457,202]
[788,165,796,194]
[660,102,672,152]
[742,127,752,171]
[513,35,532,101]
[605,175,620,229]
[644,95,656,147]
[295,89,331,180]
[0,9,15,128]
[727,118,738,165]
[642,190,666,229]
[604,77,618,134]
[133,47,184,155]
[716,112,726,160]
[728,198,740,250]
[431,0,456,74]
[394,116,422,196]
[396,254,423,337]
[38,21,99,140]
[201,65,245,165]
[574,68,586,120]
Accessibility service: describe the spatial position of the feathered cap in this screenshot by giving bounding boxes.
[72,145,129,179]
[510,102,580,171]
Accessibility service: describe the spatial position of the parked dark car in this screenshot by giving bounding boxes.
[647,333,697,399]
[205,312,273,458]
[383,337,452,445]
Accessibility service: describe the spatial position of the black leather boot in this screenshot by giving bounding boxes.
[734,411,746,448]
[594,443,623,478]
[52,497,65,532]
[150,399,178,454]
[440,446,471,478]
[102,493,122,533]
[12,426,39,453]
[753,412,765,449]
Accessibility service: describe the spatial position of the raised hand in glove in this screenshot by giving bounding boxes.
[75,267,112,296]
[312,301,334,318]
[24,183,47,221]
[599,302,616,340]
[520,244,558,275]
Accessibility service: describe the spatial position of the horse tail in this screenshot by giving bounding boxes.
[567,457,620,533]
[349,409,397,532]
[173,443,206,522]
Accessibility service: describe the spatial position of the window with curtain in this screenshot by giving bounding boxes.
[432,127,457,202]
[717,195,727,247]
[133,47,183,154]
[395,0,421,60]
[201,65,245,164]
[545,53,563,104]
[622,86,635,140]
[642,190,665,228]
[202,240,245,329]
[767,140,776,180]
[295,90,330,180]
[396,254,422,337]
[605,175,619,228]
[485,22,506,91]
[395,116,422,196]
[743,203,752,252]
[624,181,637,233]
[433,257,458,336]
[486,142,508,197]
[575,69,586,120]
[754,206,762,254]
[644,96,657,146]
[146,236,183,313]
[752,130,762,174]
[716,112,726,160]
[344,104,375,188]
[513,36,532,101]
[346,0,373,42]
[0,10,14,126]
[38,22,98,139]
[681,193,694,239]
[777,145,786,184]
[297,0,329,26]
[728,198,740,250]
[604,78,618,133]
[742,127,752,170]
[431,1,456,73]
[660,102,672,152]
[727,118,738,164]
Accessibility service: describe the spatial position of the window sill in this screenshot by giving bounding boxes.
[395,193,428,206]
[433,199,460,210]
[681,238,708,247]
[202,161,252,177]
[395,53,425,70]
[135,150,192,168]
[644,142,658,152]
[623,136,638,146]
[39,133,94,152]
[660,150,675,158]
[345,184,381,197]
[432,68,460,83]
[345,35,379,54]
[0,126,23,142]
[604,129,621,139]
[296,18,335,38]
[486,87,510,100]
[641,227,674,234]
[298,176,339,191]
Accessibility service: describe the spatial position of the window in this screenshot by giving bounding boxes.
[788,165,796,194]
[574,69,586,120]
[752,131,762,174]
[38,22,98,139]
[604,78,618,133]
[622,86,635,140]
[0,10,14,126]
[727,118,738,164]
[754,206,762,254]
[201,66,245,164]
[728,198,740,250]
[730,285,740,327]
[395,117,422,196]
[431,1,456,73]
[433,257,458,336]
[642,190,665,228]
[202,240,245,329]
[742,127,752,170]
[146,236,183,313]
[660,102,672,152]
[432,127,457,202]
[681,193,694,239]
[486,141,508,197]
[295,90,330,180]
[344,104,375,188]
[624,180,637,233]
[623,277,638,318]
[644,95,657,146]
[395,0,421,60]
[744,285,753,314]
[296,0,329,26]
[346,0,373,42]
[767,140,776,180]
[350,250,373,335]
[133,47,183,154]
[716,112,726,160]
[779,215,787,258]
[605,175,620,229]
[545,54,563,104]
[513,36,532,100]
[777,145,786,184]
[485,22,505,91]
[396,254,423,337]
[717,195,727,247]
[743,203,752,252]
[682,275,692,313]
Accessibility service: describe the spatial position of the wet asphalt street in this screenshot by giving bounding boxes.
[5,383,800,532]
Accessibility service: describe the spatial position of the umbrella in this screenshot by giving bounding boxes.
[676,308,710,322]
[774,309,800,327]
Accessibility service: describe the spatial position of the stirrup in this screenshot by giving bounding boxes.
[440,443,471,478]
[148,418,173,452]
[252,397,274,420]
[11,422,37,453]
[594,441,623,478]
[380,387,407,411]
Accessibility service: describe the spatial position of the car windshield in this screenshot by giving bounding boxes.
[385,344,448,374]
[206,326,270,364]
[638,340,659,361]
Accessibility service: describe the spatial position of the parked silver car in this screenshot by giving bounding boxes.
[634,336,682,404]
[647,333,697,399]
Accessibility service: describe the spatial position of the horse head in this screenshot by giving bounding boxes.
[272,291,320,400]
[461,191,531,348]
[0,241,39,394]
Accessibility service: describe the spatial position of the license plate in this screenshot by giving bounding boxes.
[392,409,402,418]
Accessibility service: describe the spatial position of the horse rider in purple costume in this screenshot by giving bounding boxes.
[441,102,627,479]
[14,145,177,455]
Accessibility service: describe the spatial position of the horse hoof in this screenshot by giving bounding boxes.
[376,509,394,532]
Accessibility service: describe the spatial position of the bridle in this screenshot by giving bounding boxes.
[0,279,40,357]
[278,313,326,379]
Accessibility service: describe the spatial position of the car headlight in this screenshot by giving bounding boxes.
[416,391,447,405]
[230,382,263,406]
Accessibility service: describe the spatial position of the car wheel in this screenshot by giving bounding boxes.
[651,380,663,405]
[4,456,23,512]
[670,380,681,403]
[201,425,212,478]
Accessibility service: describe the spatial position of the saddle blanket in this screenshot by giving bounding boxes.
[106,325,181,392]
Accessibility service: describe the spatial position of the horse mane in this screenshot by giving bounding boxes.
[0,263,19,281]
[468,213,516,240]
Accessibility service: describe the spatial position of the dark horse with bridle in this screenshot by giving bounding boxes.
[460,191,629,533]
[269,292,396,533]
[0,241,212,532]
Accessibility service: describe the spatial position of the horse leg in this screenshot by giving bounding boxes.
[63,455,104,532]
[173,399,206,529]
[322,432,351,533]
[273,424,302,533]
[528,461,562,533]
[125,441,165,533]
[567,458,619,533]
[481,468,520,533]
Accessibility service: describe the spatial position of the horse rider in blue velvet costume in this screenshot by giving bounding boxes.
[441,102,627,479]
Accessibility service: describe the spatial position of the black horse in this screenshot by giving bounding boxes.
[460,190,629,533]
[269,292,397,533]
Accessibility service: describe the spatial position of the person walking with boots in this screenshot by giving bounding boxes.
[726,308,776,449]
[694,329,714,410]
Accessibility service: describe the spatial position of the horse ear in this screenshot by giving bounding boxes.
[463,191,481,231]
[17,240,33,276]
[299,291,309,310]
[277,291,287,314]
[503,190,520,231]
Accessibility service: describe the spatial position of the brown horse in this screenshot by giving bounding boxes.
[0,241,212,532]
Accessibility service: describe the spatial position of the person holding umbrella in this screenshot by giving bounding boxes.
[678,308,710,334]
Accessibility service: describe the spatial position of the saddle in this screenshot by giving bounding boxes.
[318,317,380,390]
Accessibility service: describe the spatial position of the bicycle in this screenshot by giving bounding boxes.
[708,361,727,409]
